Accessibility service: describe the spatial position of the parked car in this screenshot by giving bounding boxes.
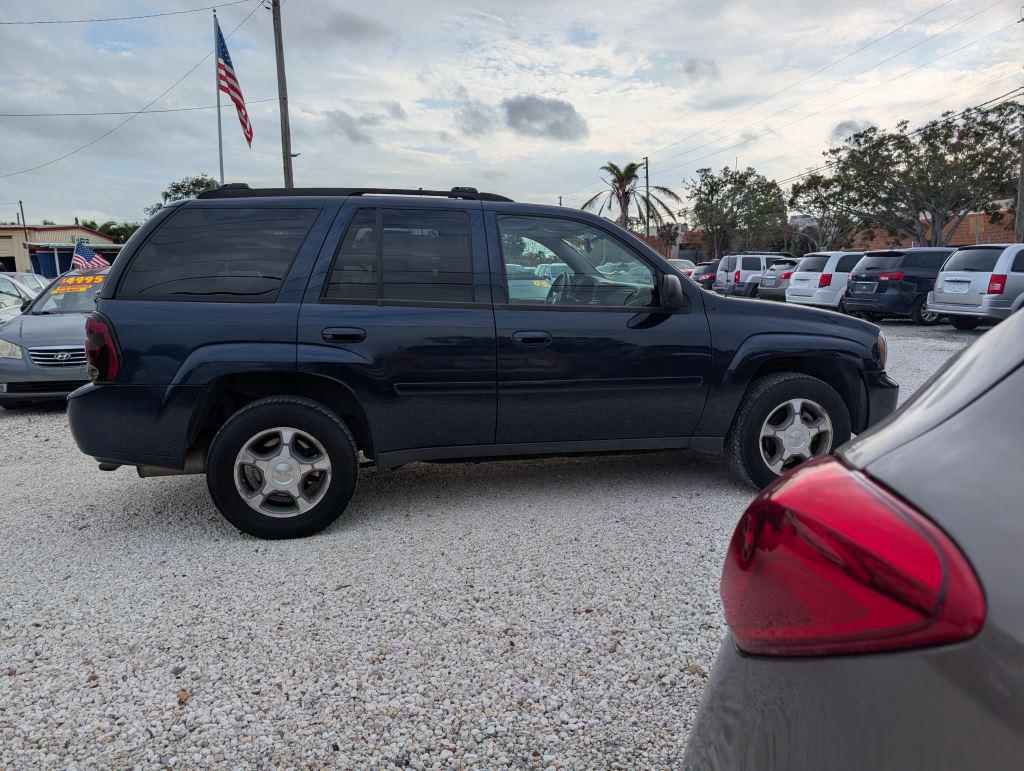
[756,259,799,301]
[668,258,697,276]
[1,271,49,297]
[690,260,719,290]
[715,252,794,297]
[685,306,1024,770]
[785,251,863,310]
[0,274,37,324]
[504,265,551,303]
[534,262,569,281]
[927,243,1024,330]
[0,270,107,407]
[67,185,897,538]
[844,247,953,324]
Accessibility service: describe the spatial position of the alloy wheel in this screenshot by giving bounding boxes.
[758,398,833,475]
[233,427,332,517]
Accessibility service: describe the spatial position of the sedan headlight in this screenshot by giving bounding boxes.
[876,331,887,369]
[0,338,22,360]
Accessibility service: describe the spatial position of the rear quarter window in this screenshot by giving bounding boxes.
[943,247,1004,273]
[118,206,319,301]
[741,256,761,270]
[1013,251,1024,273]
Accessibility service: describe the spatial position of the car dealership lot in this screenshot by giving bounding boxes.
[0,321,981,768]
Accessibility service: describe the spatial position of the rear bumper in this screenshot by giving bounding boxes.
[757,286,787,301]
[844,293,917,316]
[926,293,1012,321]
[786,290,840,308]
[684,633,1021,771]
[864,370,899,428]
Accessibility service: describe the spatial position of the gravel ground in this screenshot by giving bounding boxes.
[0,321,979,769]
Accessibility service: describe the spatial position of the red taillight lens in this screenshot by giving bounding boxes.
[818,273,832,287]
[780,271,793,280]
[85,312,122,383]
[721,457,985,657]
[878,271,905,281]
[733,270,741,283]
[987,274,1007,294]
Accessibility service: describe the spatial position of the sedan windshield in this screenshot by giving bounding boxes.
[31,274,106,314]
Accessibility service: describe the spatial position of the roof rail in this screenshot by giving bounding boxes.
[196,184,514,202]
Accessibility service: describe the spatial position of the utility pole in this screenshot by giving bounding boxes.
[558,196,562,206]
[270,0,294,188]
[1016,101,1024,242]
[643,156,650,237]
[213,10,224,185]
[18,201,28,272]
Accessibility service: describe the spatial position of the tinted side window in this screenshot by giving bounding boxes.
[120,207,318,301]
[836,254,862,272]
[1013,251,1024,273]
[324,208,474,304]
[324,208,378,301]
[381,210,473,302]
[741,257,761,270]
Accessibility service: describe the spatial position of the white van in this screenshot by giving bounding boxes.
[786,251,863,310]
[927,244,1024,329]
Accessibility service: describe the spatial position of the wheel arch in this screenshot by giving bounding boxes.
[185,371,375,460]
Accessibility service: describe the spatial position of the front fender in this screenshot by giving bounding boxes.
[694,332,873,438]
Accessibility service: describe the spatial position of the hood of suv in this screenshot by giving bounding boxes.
[706,291,879,342]
[0,312,88,348]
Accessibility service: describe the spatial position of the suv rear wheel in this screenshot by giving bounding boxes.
[727,373,851,489]
[206,396,359,539]
[912,296,941,326]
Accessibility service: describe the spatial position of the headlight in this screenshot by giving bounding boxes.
[0,338,22,359]
[876,331,887,369]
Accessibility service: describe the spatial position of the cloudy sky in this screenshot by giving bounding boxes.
[0,0,1019,224]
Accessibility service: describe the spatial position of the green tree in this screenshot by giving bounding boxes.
[655,222,680,256]
[145,173,220,216]
[581,161,681,230]
[684,167,786,258]
[825,103,1018,245]
[80,219,141,244]
[788,173,858,251]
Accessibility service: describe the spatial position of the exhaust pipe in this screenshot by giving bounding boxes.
[136,449,205,478]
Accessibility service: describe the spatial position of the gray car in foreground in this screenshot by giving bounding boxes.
[0,270,108,406]
[685,308,1024,770]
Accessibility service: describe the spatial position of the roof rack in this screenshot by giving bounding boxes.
[196,183,514,202]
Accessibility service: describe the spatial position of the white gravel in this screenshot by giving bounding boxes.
[0,321,978,768]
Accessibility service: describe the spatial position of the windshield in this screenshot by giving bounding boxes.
[854,253,903,272]
[942,247,1002,273]
[31,274,106,314]
[796,255,829,273]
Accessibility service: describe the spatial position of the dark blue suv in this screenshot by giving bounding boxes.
[69,186,898,538]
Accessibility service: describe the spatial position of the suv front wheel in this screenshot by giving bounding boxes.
[727,373,851,489]
[206,396,359,538]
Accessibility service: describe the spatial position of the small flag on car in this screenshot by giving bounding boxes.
[70,238,110,271]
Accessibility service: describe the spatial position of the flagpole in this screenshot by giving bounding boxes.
[214,10,224,185]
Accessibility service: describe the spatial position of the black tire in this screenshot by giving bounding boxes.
[950,315,982,330]
[726,373,852,490]
[911,296,941,326]
[206,396,358,539]
[750,285,759,299]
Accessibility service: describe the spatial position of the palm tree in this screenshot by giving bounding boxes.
[581,161,682,231]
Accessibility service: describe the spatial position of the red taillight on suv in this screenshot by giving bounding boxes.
[818,273,832,287]
[733,270,741,283]
[720,457,985,657]
[987,274,1007,294]
[85,312,122,383]
[879,271,905,281]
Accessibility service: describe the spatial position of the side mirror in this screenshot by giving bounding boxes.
[661,273,687,310]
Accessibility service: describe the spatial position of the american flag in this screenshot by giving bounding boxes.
[216,22,253,146]
[71,239,110,271]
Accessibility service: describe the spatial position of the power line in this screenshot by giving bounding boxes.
[0,1,263,179]
[648,0,956,160]
[651,0,1013,171]
[775,86,1024,186]
[0,97,278,118]
[648,19,1020,181]
[0,0,253,25]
